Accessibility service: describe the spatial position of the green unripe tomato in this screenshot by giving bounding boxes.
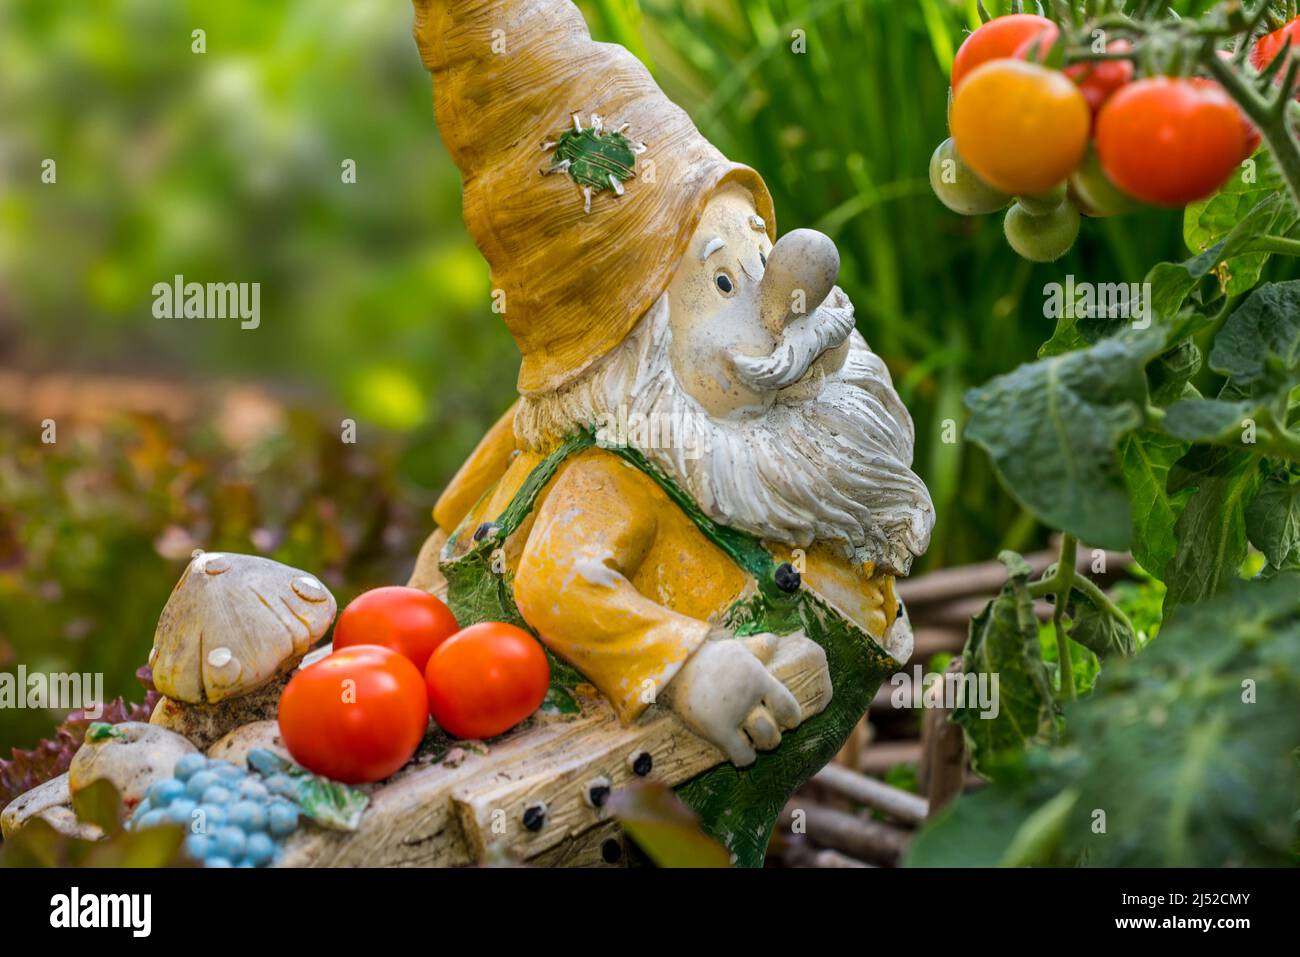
[1004,200,1080,263]
[1016,182,1068,217]
[929,137,1012,216]
[1069,147,1138,218]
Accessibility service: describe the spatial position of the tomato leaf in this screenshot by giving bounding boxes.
[1066,592,1137,660]
[1208,280,1300,399]
[966,330,1161,550]
[954,554,1058,780]
[1162,397,1257,442]
[910,574,1300,867]
[1185,151,1300,297]
[905,755,1069,868]
[1163,445,1263,610]
[1062,574,1300,866]
[1119,429,1193,579]
[1246,474,1300,567]
[1151,194,1285,323]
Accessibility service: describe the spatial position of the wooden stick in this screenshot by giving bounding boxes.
[909,626,968,660]
[923,658,968,818]
[778,801,910,867]
[857,741,922,777]
[898,546,1130,608]
[782,840,875,868]
[920,596,1054,630]
[897,549,1058,606]
[812,762,928,826]
[832,718,872,771]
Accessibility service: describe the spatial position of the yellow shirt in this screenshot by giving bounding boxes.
[440,442,897,725]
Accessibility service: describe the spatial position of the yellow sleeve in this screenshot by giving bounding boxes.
[513,452,712,724]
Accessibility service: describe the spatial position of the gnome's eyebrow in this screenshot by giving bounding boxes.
[700,237,726,262]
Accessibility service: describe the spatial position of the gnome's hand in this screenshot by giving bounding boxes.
[662,632,810,766]
[738,630,833,720]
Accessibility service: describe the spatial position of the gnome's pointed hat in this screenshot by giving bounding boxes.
[413,0,775,395]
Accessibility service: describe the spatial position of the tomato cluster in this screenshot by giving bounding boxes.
[278,586,550,783]
[931,13,1261,262]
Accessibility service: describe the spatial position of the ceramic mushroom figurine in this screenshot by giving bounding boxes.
[407,0,933,864]
[148,551,336,748]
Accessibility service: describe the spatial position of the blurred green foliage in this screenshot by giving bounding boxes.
[0,411,420,751]
[0,0,1280,752]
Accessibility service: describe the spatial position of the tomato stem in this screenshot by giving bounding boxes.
[1051,534,1077,701]
[1069,570,1136,643]
[1205,45,1300,210]
[1244,235,1300,256]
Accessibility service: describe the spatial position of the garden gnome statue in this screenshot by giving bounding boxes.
[410,0,934,864]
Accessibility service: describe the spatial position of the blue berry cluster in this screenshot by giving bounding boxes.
[129,752,301,868]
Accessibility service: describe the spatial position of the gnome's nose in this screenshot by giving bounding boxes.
[758,229,840,336]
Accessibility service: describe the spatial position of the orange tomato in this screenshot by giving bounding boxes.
[951,60,1091,195]
[424,622,550,740]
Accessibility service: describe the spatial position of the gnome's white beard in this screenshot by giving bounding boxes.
[515,295,935,574]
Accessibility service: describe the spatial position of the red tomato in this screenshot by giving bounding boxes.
[1096,77,1246,207]
[1251,17,1300,71]
[424,622,550,740]
[1013,25,1134,117]
[1241,116,1264,158]
[951,13,1055,90]
[333,586,459,673]
[1068,42,1135,116]
[278,645,429,784]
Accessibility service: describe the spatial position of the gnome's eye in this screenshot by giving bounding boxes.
[714,270,736,296]
[759,252,767,268]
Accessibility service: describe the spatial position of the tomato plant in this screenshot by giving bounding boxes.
[332,585,459,673]
[278,644,429,784]
[912,0,1300,869]
[933,2,1300,261]
[424,622,550,740]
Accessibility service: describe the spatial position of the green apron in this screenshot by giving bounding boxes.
[440,430,905,867]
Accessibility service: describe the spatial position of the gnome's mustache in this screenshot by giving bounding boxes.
[730,288,856,392]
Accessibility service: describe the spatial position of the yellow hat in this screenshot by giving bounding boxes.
[412,0,776,396]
